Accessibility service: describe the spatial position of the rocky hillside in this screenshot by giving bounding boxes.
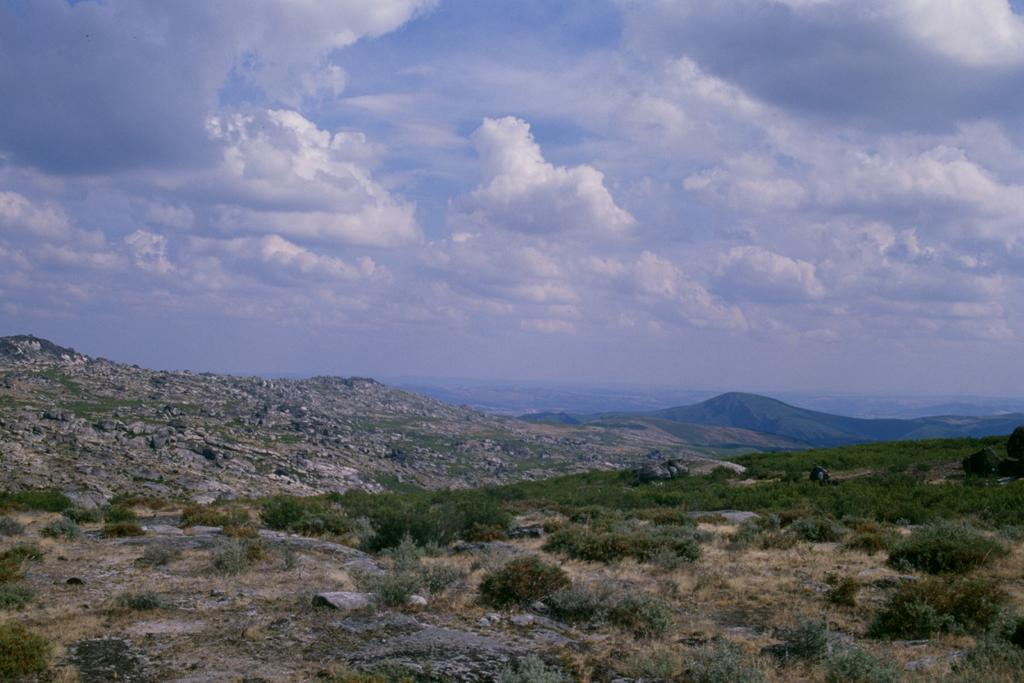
[0,335,722,506]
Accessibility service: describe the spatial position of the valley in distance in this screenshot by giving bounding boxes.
[2,334,1024,682]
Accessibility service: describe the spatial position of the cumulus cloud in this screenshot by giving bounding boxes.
[194,235,379,283]
[0,0,435,173]
[632,251,747,329]
[456,117,635,236]
[201,109,420,247]
[717,246,825,302]
[0,192,72,239]
[125,230,173,275]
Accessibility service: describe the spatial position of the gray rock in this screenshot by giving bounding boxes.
[312,591,374,612]
[634,459,688,483]
[510,614,535,627]
[408,594,428,607]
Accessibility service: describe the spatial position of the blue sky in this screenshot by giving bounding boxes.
[1,0,1024,395]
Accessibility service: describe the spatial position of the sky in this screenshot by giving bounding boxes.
[2,0,1024,395]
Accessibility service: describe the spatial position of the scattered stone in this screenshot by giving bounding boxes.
[809,466,837,485]
[508,524,545,539]
[408,594,428,607]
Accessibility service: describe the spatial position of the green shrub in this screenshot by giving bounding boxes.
[381,535,423,573]
[62,507,103,524]
[945,638,1024,683]
[117,591,169,610]
[824,648,899,683]
[420,564,466,595]
[543,525,701,565]
[479,556,570,608]
[843,529,897,555]
[788,516,846,543]
[888,522,1008,574]
[0,623,51,679]
[0,489,71,513]
[769,618,830,662]
[498,656,568,683]
[606,593,674,638]
[135,544,180,567]
[260,496,350,537]
[0,543,43,582]
[619,646,683,679]
[685,640,764,683]
[42,516,81,540]
[869,576,1009,639]
[181,504,252,529]
[210,539,261,575]
[825,574,860,607]
[0,584,34,609]
[354,570,422,607]
[0,516,24,536]
[104,505,137,523]
[103,521,145,537]
[1,544,43,563]
[546,583,610,624]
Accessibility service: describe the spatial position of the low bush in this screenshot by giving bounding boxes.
[825,574,860,607]
[543,525,700,565]
[729,515,797,551]
[0,623,51,679]
[824,647,900,683]
[0,489,71,513]
[135,544,180,567]
[0,584,33,609]
[769,618,830,662]
[210,539,262,575]
[104,505,137,523]
[62,506,103,524]
[788,515,847,543]
[546,583,611,624]
[843,528,897,555]
[887,522,1008,574]
[103,521,145,537]
[181,504,252,529]
[354,570,423,607]
[619,645,683,679]
[945,638,1024,683]
[260,496,350,537]
[869,576,1009,639]
[41,516,81,540]
[0,516,24,536]
[479,556,570,608]
[606,592,674,639]
[498,656,569,683]
[419,564,465,595]
[685,640,764,683]
[117,591,169,610]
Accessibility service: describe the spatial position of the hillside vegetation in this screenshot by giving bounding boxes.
[3,435,1023,681]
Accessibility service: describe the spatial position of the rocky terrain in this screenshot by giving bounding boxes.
[0,335,727,506]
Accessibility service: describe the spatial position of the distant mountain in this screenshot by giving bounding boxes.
[650,392,1024,447]
[524,391,1024,449]
[0,335,88,365]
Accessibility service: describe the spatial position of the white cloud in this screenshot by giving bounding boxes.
[718,246,825,302]
[0,192,71,239]
[203,109,420,247]
[520,318,575,334]
[633,251,747,329]
[125,230,174,275]
[458,116,635,236]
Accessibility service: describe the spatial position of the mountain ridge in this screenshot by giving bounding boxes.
[523,391,1024,448]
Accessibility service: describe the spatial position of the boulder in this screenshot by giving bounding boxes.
[997,458,1024,477]
[312,591,373,612]
[809,466,832,485]
[962,447,1001,476]
[634,460,688,483]
[1007,426,1024,460]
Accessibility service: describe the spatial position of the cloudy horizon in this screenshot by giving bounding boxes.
[2,0,1024,396]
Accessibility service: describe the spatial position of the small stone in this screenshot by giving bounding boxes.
[408,594,428,607]
[66,577,84,585]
